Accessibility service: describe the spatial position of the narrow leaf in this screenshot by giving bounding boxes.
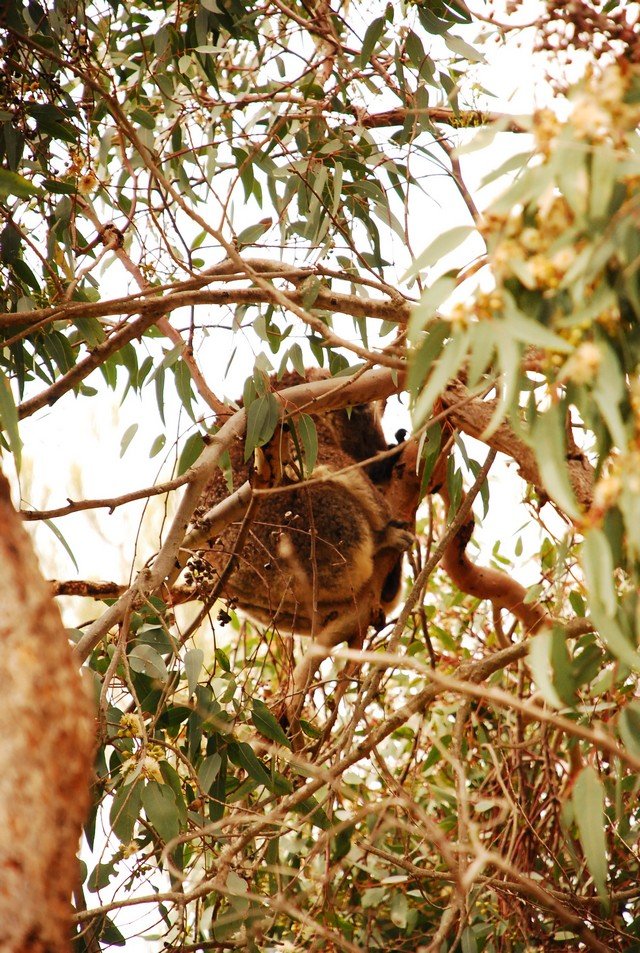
[0,168,44,198]
[573,766,608,906]
[245,392,279,461]
[251,699,292,749]
[531,404,580,519]
[119,423,138,457]
[0,367,22,471]
[582,528,617,618]
[402,226,476,282]
[184,648,203,696]
[43,518,79,572]
[228,741,272,789]
[141,781,180,842]
[198,753,222,793]
[528,631,563,709]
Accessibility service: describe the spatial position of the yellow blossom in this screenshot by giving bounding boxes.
[593,474,622,511]
[570,95,612,140]
[117,713,145,738]
[560,342,602,385]
[550,246,577,275]
[78,170,98,194]
[141,755,164,783]
[491,239,522,277]
[533,108,560,154]
[520,228,544,253]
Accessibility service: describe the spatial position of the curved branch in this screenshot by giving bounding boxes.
[17,307,166,420]
[355,106,527,133]
[7,259,413,331]
[441,379,594,510]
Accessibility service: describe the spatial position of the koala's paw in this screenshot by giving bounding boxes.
[382,520,414,552]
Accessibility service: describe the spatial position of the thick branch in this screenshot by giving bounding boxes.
[17,307,166,420]
[441,379,594,510]
[6,261,412,331]
[355,106,527,133]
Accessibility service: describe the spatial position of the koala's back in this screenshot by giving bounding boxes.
[192,370,403,633]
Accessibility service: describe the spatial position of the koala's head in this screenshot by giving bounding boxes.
[275,367,387,461]
[274,366,388,462]
[328,401,387,462]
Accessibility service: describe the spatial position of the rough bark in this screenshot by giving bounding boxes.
[0,470,94,952]
[441,379,595,510]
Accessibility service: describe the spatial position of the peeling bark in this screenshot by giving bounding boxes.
[0,470,94,953]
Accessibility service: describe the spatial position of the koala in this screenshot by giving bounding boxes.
[191,369,413,708]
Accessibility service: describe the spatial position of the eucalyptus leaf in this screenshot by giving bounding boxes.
[573,766,608,906]
[128,645,169,682]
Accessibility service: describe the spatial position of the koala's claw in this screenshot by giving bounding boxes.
[380,521,414,552]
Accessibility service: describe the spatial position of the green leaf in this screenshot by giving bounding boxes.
[460,926,479,953]
[402,226,476,282]
[445,32,485,63]
[198,753,222,793]
[480,331,519,439]
[587,607,640,670]
[26,103,78,143]
[531,404,580,520]
[572,766,608,906]
[0,168,43,198]
[619,700,640,759]
[592,342,627,449]
[119,423,138,457]
[360,17,385,67]
[502,308,573,354]
[99,916,126,946]
[215,647,231,672]
[41,178,77,195]
[244,392,280,461]
[177,432,204,475]
[42,518,79,572]
[128,644,169,681]
[251,699,292,749]
[150,344,183,382]
[141,781,180,842]
[11,258,40,290]
[412,330,470,428]
[528,631,563,708]
[407,275,457,340]
[149,433,166,457]
[173,359,195,420]
[293,412,317,477]
[110,780,143,843]
[237,220,271,246]
[550,627,576,706]
[0,367,22,471]
[582,529,617,618]
[467,321,496,388]
[228,741,272,790]
[87,860,117,893]
[130,107,156,129]
[184,647,203,696]
[209,748,227,822]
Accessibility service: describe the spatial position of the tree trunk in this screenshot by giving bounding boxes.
[0,470,93,952]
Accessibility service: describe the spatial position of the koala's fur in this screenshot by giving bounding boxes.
[192,370,412,655]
